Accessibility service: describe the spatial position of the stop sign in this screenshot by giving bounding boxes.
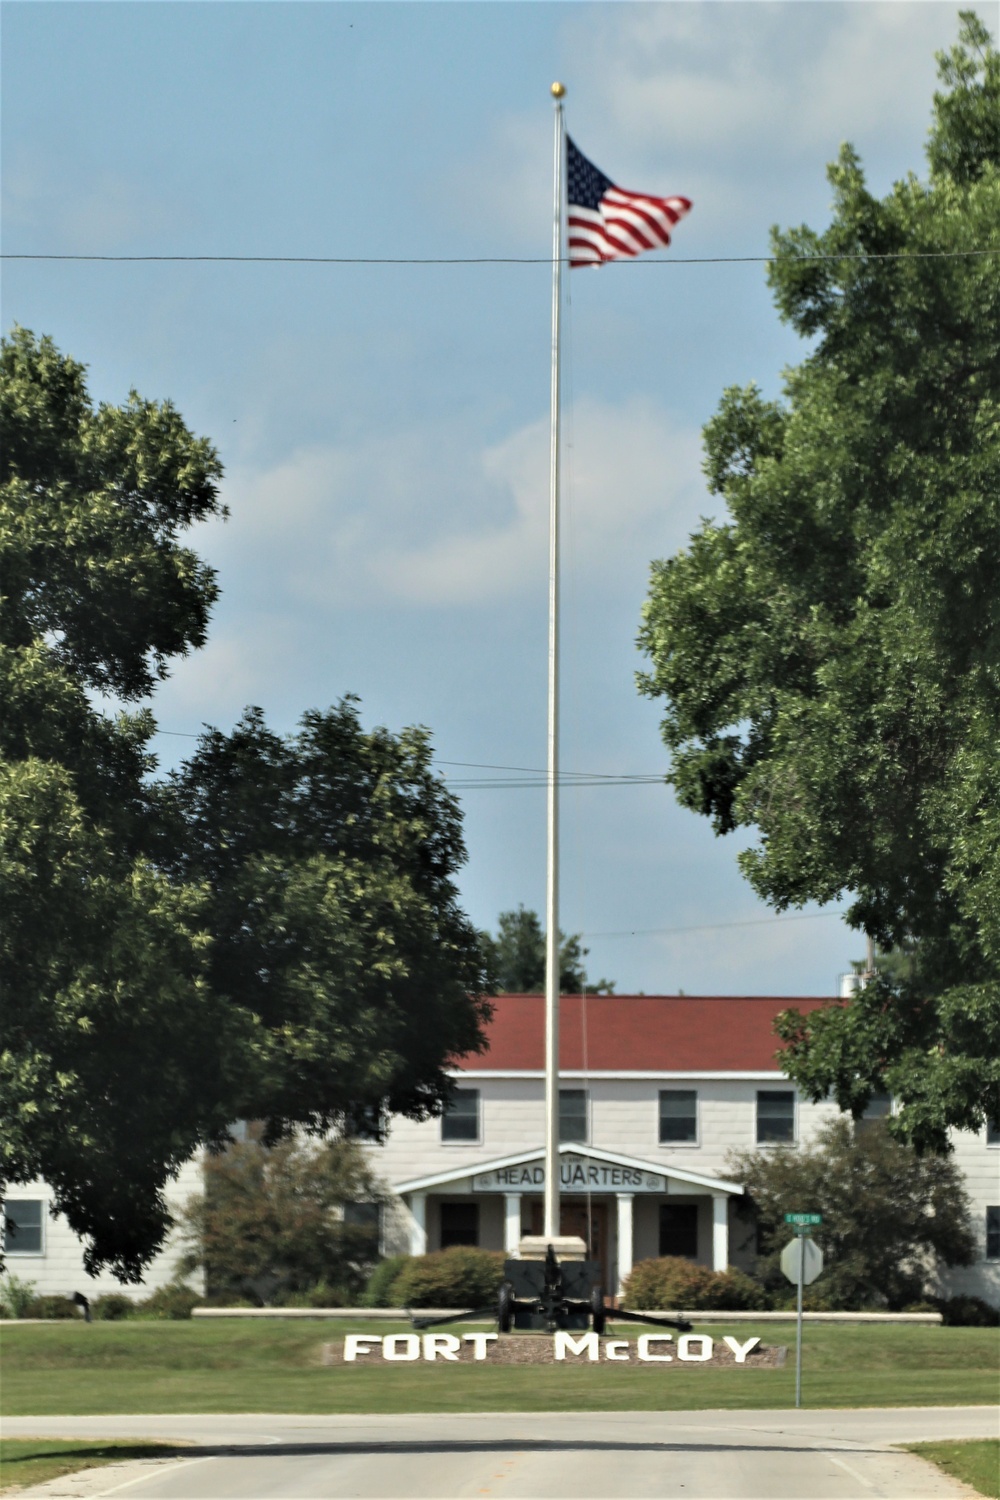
[781,1236,824,1286]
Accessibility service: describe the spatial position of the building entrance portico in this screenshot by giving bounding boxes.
[395,1144,743,1293]
[528,1198,609,1284]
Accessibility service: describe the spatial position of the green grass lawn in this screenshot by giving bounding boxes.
[0,1438,181,1494]
[904,1439,1000,1499]
[1,1319,996,1415]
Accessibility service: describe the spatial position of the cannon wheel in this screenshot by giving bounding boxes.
[497,1280,514,1334]
[591,1284,606,1336]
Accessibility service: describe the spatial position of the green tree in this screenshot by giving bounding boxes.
[479,905,614,994]
[638,15,1000,1149]
[1,329,490,1280]
[158,702,491,1133]
[728,1118,976,1309]
[1,329,240,1279]
[179,1136,384,1305]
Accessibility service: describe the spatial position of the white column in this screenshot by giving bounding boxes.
[504,1194,522,1255]
[616,1194,635,1295]
[712,1193,729,1271]
[409,1192,427,1257]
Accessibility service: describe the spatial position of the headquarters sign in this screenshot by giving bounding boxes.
[472,1156,666,1193]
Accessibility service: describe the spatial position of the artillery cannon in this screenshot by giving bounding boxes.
[412,1243,693,1336]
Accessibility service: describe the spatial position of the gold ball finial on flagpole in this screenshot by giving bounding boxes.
[551,82,566,98]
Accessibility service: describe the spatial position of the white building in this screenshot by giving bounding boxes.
[4,994,998,1305]
[370,995,1000,1303]
[1,1156,203,1303]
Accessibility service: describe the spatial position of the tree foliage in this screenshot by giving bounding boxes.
[729,1118,977,1310]
[159,703,491,1133]
[179,1136,384,1305]
[0,328,491,1280]
[638,15,1000,1148]
[478,905,614,994]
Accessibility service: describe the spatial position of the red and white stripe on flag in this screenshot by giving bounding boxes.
[568,188,692,267]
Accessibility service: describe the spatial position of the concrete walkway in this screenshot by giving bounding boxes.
[4,1407,997,1499]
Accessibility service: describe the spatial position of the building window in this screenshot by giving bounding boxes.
[987,1118,1000,1147]
[440,1202,479,1249]
[343,1202,381,1244]
[342,1105,384,1142]
[559,1089,588,1143]
[3,1199,44,1255]
[987,1207,1000,1262]
[659,1203,699,1259]
[756,1090,795,1144]
[659,1090,697,1144]
[856,1093,893,1135]
[441,1090,479,1143]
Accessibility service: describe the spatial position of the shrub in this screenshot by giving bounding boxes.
[707,1267,771,1311]
[25,1294,80,1319]
[180,1137,384,1305]
[361,1255,412,1307]
[935,1294,1000,1327]
[278,1281,351,1308]
[770,1287,842,1312]
[623,1257,718,1310]
[728,1118,976,1309]
[91,1293,136,1321]
[0,1273,38,1319]
[137,1284,202,1320]
[392,1248,505,1308]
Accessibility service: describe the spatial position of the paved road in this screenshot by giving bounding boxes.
[4,1408,997,1499]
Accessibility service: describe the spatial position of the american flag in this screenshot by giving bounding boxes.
[567,136,691,268]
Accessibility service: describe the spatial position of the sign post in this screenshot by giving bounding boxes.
[781,1215,823,1408]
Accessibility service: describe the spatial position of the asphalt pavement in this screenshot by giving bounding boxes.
[4,1407,997,1499]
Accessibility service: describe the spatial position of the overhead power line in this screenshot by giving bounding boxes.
[152,730,663,787]
[3,249,997,266]
[147,733,846,940]
[583,911,844,939]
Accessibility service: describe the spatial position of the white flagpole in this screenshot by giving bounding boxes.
[544,81,566,1243]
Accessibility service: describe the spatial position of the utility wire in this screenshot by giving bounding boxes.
[153,729,663,783]
[583,912,844,939]
[3,249,997,265]
[139,733,850,939]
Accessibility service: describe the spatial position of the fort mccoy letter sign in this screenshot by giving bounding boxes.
[335,1333,780,1368]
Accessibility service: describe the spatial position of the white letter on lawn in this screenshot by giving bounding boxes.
[605,1340,630,1361]
[554,1331,599,1361]
[637,1335,672,1362]
[344,1335,379,1362]
[723,1336,760,1364]
[678,1335,713,1362]
[382,1334,420,1361]
[463,1334,498,1361]
[423,1334,461,1361]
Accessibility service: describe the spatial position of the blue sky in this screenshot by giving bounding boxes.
[4,1,989,996]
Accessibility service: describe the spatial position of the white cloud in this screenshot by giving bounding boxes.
[208,398,705,612]
[381,396,704,604]
[3,147,182,253]
[575,1,960,156]
[454,2,995,251]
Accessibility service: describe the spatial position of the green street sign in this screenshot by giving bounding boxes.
[784,1213,822,1226]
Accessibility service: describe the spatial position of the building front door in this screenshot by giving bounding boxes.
[530,1200,609,1288]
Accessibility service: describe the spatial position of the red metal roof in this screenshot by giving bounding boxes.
[455,994,837,1073]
